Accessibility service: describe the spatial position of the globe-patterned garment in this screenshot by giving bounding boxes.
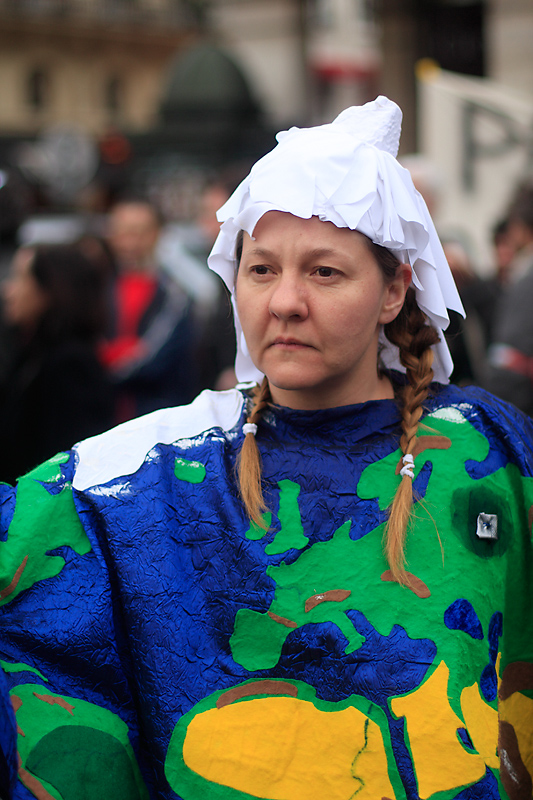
[1,383,532,800]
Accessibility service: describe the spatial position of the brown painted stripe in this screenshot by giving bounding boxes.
[1,556,29,600]
[11,695,22,713]
[381,570,431,599]
[267,611,297,628]
[18,755,56,800]
[499,662,533,701]
[216,680,298,709]
[33,693,75,715]
[11,696,25,737]
[305,589,352,613]
[499,720,533,799]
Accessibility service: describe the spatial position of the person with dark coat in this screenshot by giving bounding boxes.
[0,242,114,484]
[101,199,197,420]
[484,184,533,414]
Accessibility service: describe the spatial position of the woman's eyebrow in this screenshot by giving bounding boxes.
[243,247,341,259]
[306,247,339,259]
[244,247,274,258]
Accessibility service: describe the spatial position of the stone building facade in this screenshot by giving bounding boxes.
[0,0,531,237]
[0,0,531,145]
[0,0,198,136]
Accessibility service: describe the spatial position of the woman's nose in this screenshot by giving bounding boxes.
[268,275,308,320]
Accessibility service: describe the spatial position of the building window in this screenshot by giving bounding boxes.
[415,0,486,77]
[27,68,48,109]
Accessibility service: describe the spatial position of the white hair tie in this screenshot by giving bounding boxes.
[243,423,258,437]
[400,453,415,479]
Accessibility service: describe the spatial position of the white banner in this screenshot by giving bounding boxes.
[416,63,533,273]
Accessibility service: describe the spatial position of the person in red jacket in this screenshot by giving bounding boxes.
[101,199,197,421]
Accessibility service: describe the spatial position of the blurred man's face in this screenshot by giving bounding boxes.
[107,202,161,272]
[2,247,49,329]
[197,185,229,246]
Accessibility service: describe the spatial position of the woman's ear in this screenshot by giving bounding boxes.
[379,263,412,325]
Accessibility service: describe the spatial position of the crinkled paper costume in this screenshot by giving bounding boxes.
[1,382,533,799]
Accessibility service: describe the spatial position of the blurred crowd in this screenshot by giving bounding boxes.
[439,180,533,411]
[0,171,238,484]
[0,162,532,485]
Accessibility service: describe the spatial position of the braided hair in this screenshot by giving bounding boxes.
[236,377,272,528]
[383,288,440,582]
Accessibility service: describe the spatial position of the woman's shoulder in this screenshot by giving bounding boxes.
[429,381,533,465]
[72,388,247,492]
[431,380,532,422]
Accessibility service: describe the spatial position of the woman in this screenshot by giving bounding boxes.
[0,242,114,483]
[1,98,532,800]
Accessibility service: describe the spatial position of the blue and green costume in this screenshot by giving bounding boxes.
[1,381,533,799]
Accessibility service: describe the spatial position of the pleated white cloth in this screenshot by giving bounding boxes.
[208,96,464,384]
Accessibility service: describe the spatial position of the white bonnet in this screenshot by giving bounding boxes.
[208,95,464,385]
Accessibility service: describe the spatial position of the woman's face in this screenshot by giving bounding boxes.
[236,212,410,410]
[2,248,49,329]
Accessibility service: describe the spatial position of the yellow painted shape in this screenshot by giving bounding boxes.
[183,696,395,800]
[460,683,499,769]
[500,692,533,784]
[391,661,486,799]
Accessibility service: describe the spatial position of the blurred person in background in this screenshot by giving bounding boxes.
[0,242,114,484]
[439,236,487,385]
[155,174,241,392]
[400,155,493,386]
[398,153,442,219]
[191,177,238,390]
[0,168,34,387]
[101,198,197,421]
[0,168,33,279]
[457,218,518,357]
[491,217,516,287]
[484,182,533,414]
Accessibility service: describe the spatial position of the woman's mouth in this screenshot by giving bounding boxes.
[270,338,311,349]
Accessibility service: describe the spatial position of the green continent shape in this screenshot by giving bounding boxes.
[27,727,144,800]
[174,457,206,484]
[232,408,533,716]
[356,407,490,511]
[244,481,309,551]
[231,520,366,670]
[245,513,273,541]
[265,480,309,555]
[164,679,403,800]
[23,452,70,484]
[0,454,91,606]
[357,407,533,695]
[231,608,299,671]
[11,683,148,800]
[0,660,48,681]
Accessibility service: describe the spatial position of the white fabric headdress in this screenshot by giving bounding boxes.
[208,95,464,384]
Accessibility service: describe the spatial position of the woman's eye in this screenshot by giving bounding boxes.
[315,267,336,278]
[252,265,270,275]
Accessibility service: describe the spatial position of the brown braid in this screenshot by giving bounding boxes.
[382,288,441,583]
[237,377,272,527]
